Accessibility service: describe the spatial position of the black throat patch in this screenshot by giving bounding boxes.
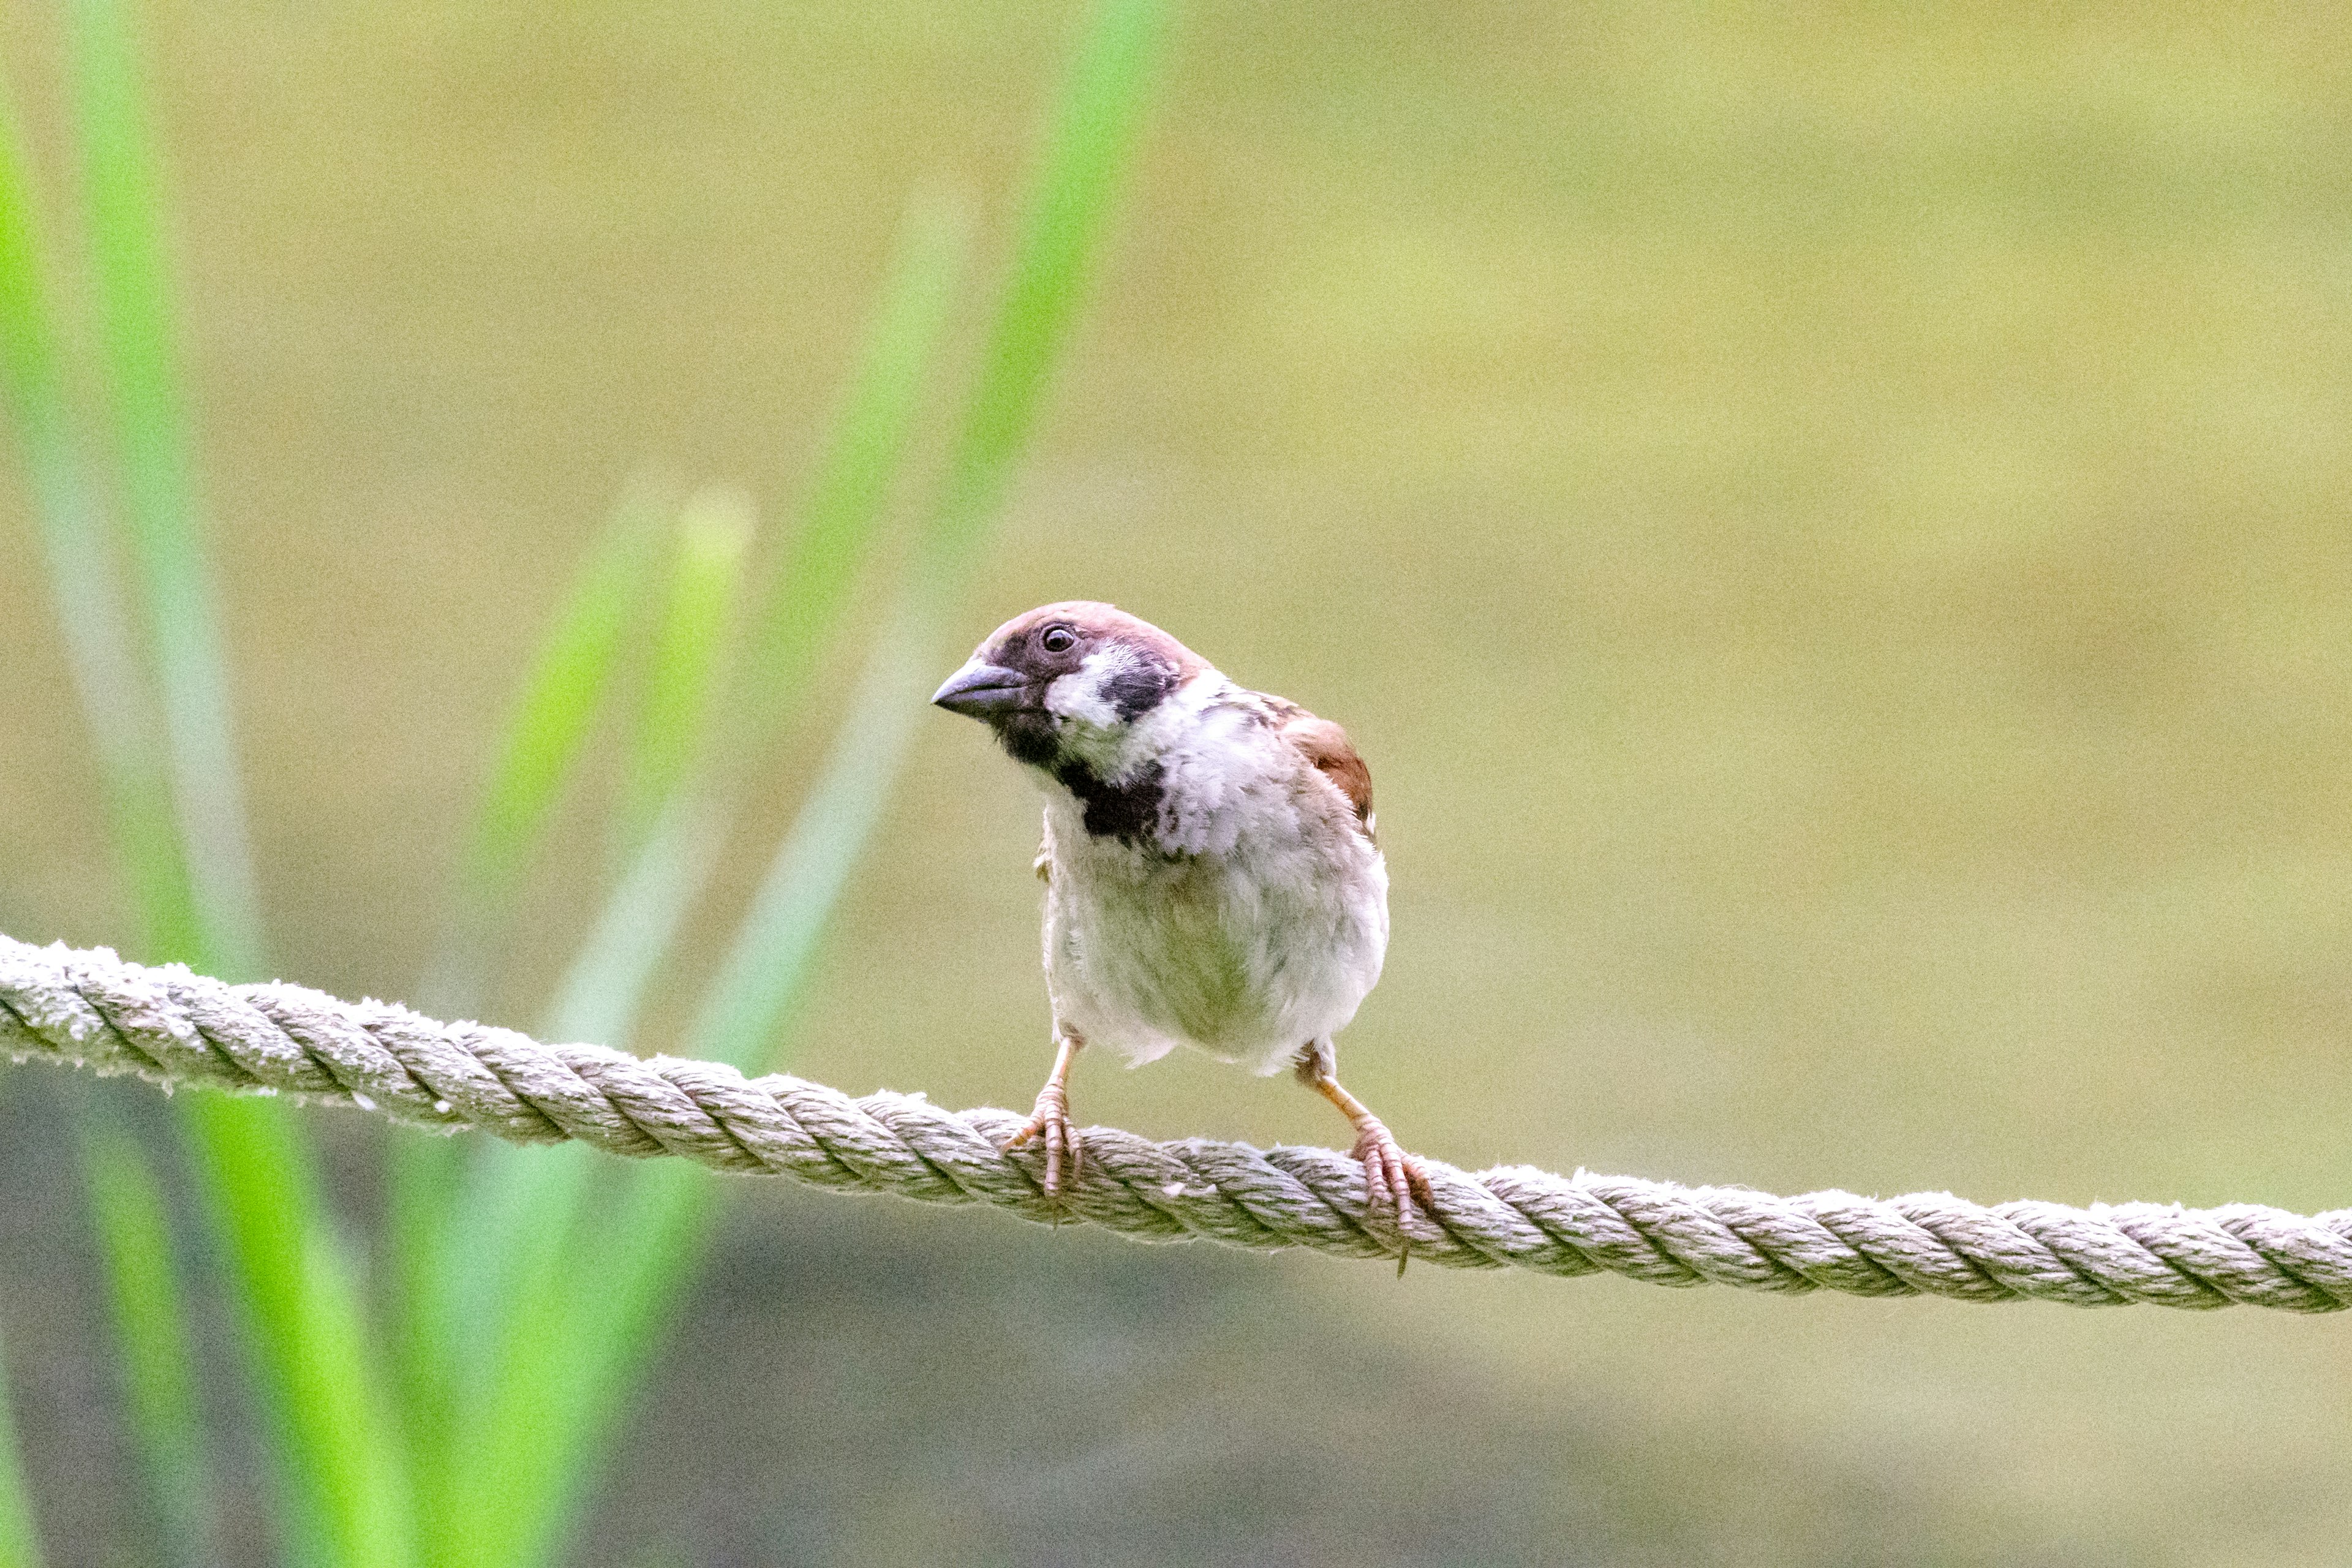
[997,709,1060,768]
[1051,756,1166,846]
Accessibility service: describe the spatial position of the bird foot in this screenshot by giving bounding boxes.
[1003,1088,1081,1197]
[1350,1117,1431,1221]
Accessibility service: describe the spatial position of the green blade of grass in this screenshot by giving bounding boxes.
[0,1316,41,1568]
[385,1131,461,1562]
[421,491,751,1461]
[449,5,1166,1561]
[464,612,937,1568]
[69,0,260,978]
[924,0,1165,576]
[182,1095,410,1568]
[684,625,932,1071]
[0,43,193,967]
[429,187,971,1568]
[620,488,753,853]
[733,183,973,737]
[64,3,413,1562]
[0,69,221,1568]
[541,186,974,1055]
[395,481,669,1550]
[417,186,970,1566]
[78,1105,219,1568]
[418,480,669,1016]
[425,184,975,1414]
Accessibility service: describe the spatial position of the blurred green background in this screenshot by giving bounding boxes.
[4,0,2351,1562]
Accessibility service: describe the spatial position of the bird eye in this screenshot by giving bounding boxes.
[1039,625,1077,654]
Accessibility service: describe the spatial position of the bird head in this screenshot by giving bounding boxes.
[932,601,1206,772]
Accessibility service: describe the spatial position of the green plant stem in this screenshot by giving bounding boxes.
[0,1317,42,1568]
[0,44,192,963]
[78,1104,218,1568]
[925,0,1166,573]
[418,481,671,1017]
[396,480,670,1544]
[69,0,262,977]
[182,1096,410,1568]
[0,66,219,1568]
[622,489,754,853]
[449,622,935,1568]
[62,2,414,1562]
[426,187,976,1458]
[386,1133,461,1564]
[733,181,974,734]
[537,186,977,1063]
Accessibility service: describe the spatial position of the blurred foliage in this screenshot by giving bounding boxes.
[1,0,1161,1564]
[77,1108,216,1568]
[7,4,408,1559]
[0,1325,34,1568]
[2,1,2350,1565]
[422,480,668,1012]
[0,62,214,1568]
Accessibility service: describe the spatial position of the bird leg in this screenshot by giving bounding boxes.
[1004,1027,1083,1197]
[1295,1044,1431,1218]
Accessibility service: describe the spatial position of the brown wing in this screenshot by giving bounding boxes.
[1277,708,1375,842]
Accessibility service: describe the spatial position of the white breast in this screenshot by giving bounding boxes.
[1036,679,1389,1074]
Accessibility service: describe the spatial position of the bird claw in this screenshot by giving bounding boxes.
[1350,1118,1431,1224]
[1004,1089,1081,1197]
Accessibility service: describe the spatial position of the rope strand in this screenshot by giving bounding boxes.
[4,933,2346,1312]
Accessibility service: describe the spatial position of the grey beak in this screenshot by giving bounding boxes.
[930,660,1031,719]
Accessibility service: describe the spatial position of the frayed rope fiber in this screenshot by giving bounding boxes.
[3,932,2347,1312]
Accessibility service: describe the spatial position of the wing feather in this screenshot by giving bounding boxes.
[1273,704,1374,842]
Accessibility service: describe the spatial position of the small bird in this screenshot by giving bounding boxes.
[932,601,1427,1216]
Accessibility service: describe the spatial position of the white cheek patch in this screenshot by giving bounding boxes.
[1044,647,1140,729]
[1123,671,1225,761]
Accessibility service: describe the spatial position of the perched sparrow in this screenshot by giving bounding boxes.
[932,601,1427,1216]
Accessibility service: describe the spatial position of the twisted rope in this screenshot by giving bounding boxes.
[2,934,2346,1313]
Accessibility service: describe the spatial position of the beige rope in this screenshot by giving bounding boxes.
[4,933,2347,1311]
